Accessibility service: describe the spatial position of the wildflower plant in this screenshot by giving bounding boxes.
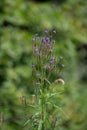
[24,29,65,130]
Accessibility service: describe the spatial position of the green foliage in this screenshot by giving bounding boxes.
[0,0,87,129]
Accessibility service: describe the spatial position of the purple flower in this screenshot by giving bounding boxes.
[42,37,46,44]
[47,66,51,71]
[32,63,35,68]
[61,64,64,67]
[44,29,48,34]
[33,45,36,49]
[46,43,51,48]
[42,36,51,44]
[32,37,35,41]
[46,37,50,43]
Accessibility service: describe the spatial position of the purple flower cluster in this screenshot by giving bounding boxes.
[41,36,52,53]
[32,29,64,86]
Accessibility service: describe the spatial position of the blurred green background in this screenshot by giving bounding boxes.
[0,0,87,129]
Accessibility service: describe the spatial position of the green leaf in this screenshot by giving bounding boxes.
[53,104,68,118]
[47,102,68,118]
[44,78,51,86]
[48,92,62,99]
[28,104,38,108]
[38,120,43,130]
[24,119,31,126]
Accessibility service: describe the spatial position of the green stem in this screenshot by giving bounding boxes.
[42,101,44,130]
[41,94,46,130]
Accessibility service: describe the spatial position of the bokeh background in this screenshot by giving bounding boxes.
[0,0,87,130]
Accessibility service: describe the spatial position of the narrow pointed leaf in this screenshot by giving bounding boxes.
[38,120,43,130]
